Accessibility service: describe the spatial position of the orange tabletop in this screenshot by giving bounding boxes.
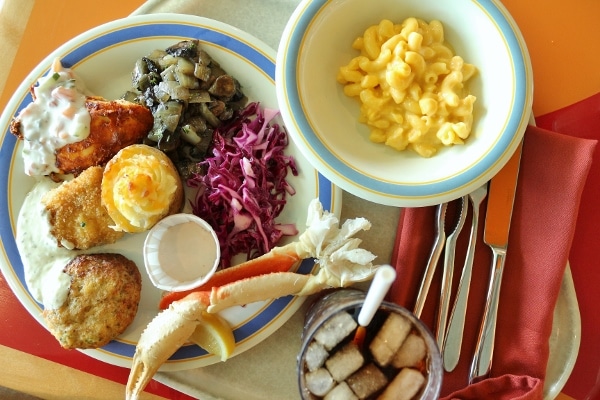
[501,0,600,117]
[1,1,599,399]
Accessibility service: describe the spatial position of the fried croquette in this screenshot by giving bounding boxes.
[43,253,142,349]
[10,96,153,176]
[42,166,124,250]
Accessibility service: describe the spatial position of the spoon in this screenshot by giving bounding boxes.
[436,196,468,350]
[353,264,397,347]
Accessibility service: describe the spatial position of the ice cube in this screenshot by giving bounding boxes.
[346,363,388,399]
[378,367,426,400]
[325,341,364,381]
[391,332,427,369]
[324,382,358,400]
[369,312,411,366]
[305,367,335,397]
[306,340,329,372]
[314,311,358,350]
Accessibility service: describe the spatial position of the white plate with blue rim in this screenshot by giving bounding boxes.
[276,0,533,207]
[0,13,341,371]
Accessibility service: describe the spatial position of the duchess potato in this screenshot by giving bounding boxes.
[101,144,184,233]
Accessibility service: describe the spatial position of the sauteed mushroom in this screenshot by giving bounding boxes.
[121,39,248,180]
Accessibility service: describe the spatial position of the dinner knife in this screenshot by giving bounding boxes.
[469,140,523,383]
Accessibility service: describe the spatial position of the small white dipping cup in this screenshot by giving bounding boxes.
[143,213,220,291]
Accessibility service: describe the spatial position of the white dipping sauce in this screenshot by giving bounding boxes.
[16,179,75,310]
[158,221,218,281]
[144,213,220,291]
[17,58,91,176]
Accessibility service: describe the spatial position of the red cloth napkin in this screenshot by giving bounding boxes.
[388,124,596,399]
[536,93,600,400]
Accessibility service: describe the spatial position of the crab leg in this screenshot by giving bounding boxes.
[126,292,210,400]
[208,272,312,313]
[207,261,371,313]
[158,247,302,310]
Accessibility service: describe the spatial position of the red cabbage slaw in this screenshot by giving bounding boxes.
[188,102,298,269]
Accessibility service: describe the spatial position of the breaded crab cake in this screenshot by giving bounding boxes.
[42,165,124,250]
[43,253,142,349]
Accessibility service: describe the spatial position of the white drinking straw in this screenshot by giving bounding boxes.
[357,264,397,327]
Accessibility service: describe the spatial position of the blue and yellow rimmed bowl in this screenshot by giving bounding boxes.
[276,0,533,206]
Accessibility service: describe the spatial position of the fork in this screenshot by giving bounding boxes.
[436,196,468,349]
[443,184,488,371]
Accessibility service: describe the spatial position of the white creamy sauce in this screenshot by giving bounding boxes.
[16,179,77,309]
[158,221,218,282]
[18,58,91,176]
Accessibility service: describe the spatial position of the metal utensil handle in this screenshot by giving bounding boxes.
[469,246,507,382]
[443,202,480,371]
[414,232,445,318]
[414,203,447,318]
[436,233,457,349]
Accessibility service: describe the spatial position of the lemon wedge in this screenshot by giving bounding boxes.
[190,312,235,361]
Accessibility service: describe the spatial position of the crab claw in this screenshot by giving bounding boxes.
[126,292,209,400]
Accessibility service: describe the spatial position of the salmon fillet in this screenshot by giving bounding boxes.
[10,96,154,176]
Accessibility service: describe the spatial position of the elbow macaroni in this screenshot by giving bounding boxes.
[337,18,477,157]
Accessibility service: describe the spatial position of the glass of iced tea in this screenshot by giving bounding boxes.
[297,289,442,400]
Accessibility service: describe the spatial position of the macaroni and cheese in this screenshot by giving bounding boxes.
[337,18,477,157]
